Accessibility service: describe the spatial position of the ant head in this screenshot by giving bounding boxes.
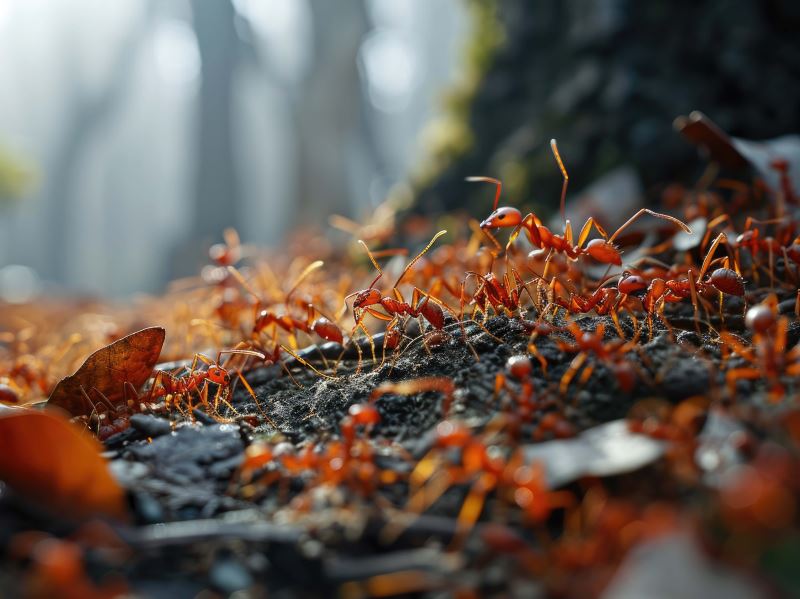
[353,288,381,310]
[480,207,522,229]
[207,366,230,386]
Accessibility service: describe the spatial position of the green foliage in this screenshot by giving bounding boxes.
[416,0,504,185]
[0,144,34,203]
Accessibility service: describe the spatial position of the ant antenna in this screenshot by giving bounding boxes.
[358,239,384,291]
[550,139,568,228]
[466,177,503,211]
[393,230,448,289]
[285,260,324,303]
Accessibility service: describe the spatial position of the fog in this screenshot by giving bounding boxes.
[0,0,466,298]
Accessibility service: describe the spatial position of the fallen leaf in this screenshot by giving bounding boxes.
[675,110,800,193]
[522,420,664,487]
[47,327,165,417]
[674,111,749,170]
[602,534,762,599]
[0,409,128,521]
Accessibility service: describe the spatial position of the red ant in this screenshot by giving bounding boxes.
[556,320,642,395]
[72,381,152,440]
[619,232,745,317]
[229,260,344,347]
[345,231,449,356]
[720,294,800,400]
[468,268,536,317]
[150,348,266,418]
[401,417,573,547]
[471,139,691,265]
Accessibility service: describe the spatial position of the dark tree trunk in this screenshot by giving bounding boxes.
[413,0,800,218]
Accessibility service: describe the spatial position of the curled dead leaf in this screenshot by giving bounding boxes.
[47,327,165,417]
[0,409,129,521]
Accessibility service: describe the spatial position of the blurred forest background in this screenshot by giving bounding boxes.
[0,0,798,299]
[0,0,467,298]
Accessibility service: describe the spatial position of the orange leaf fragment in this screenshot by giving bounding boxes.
[0,409,128,521]
[47,327,165,417]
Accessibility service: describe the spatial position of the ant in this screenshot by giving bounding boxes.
[150,348,266,418]
[72,382,146,440]
[556,320,643,395]
[619,232,745,320]
[468,268,536,318]
[401,417,573,547]
[471,139,691,265]
[229,260,344,350]
[345,231,449,359]
[720,294,800,401]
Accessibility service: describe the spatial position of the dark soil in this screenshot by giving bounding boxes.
[2,291,798,597]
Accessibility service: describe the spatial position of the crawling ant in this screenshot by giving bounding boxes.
[720,294,800,400]
[228,260,344,358]
[72,380,160,440]
[468,268,536,318]
[471,139,691,265]
[611,233,745,330]
[403,417,573,546]
[345,231,449,360]
[150,348,266,418]
[556,320,643,395]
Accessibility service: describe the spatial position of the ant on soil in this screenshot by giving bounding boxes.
[226,260,346,380]
[618,232,745,326]
[471,139,691,266]
[398,417,574,547]
[720,294,800,401]
[555,320,644,395]
[74,381,156,440]
[150,348,267,420]
[345,230,450,367]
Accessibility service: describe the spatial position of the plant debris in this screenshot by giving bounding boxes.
[2,120,800,597]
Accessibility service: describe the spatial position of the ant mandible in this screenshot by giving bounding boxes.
[470,139,691,265]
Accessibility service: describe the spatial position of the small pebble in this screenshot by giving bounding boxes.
[130,414,172,437]
[210,555,253,594]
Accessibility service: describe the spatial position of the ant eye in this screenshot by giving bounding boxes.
[498,214,505,220]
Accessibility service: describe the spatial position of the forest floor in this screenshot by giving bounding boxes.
[4,284,799,598]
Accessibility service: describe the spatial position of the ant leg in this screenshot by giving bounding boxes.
[578,362,595,389]
[560,353,588,395]
[725,367,762,398]
[687,270,702,334]
[78,386,102,432]
[550,139,569,228]
[280,345,338,380]
[577,217,610,246]
[718,332,756,363]
[236,370,273,424]
[451,474,495,551]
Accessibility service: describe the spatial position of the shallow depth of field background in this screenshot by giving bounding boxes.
[2,0,799,302]
[0,0,466,298]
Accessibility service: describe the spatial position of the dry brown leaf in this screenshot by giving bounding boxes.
[0,409,129,521]
[47,327,165,417]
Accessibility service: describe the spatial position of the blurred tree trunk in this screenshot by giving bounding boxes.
[413,0,800,218]
[292,0,374,227]
[190,0,240,239]
[43,9,150,284]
